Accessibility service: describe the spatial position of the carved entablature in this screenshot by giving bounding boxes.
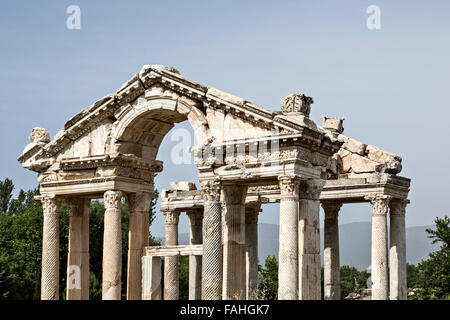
[191,135,339,170]
[281,93,314,117]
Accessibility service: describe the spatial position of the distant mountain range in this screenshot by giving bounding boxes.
[159,222,439,270]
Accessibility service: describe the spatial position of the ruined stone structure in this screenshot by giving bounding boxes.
[18,65,410,300]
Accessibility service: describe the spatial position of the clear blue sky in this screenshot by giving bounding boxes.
[1,1,449,237]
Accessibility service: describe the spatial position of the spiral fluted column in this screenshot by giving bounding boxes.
[201,180,223,300]
[40,196,62,300]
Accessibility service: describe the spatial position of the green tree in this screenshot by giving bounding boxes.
[411,216,450,300]
[0,178,14,214]
[0,178,160,300]
[257,255,278,300]
[339,265,370,299]
[178,256,189,300]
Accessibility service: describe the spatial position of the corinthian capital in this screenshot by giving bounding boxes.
[163,210,180,225]
[128,192,152,213]
[321,201,342,219]
[390,199,408,215]
[278,175,300,197]
[41,196,62,216]
[104,191,122,210]
[186,209,203,226]
[66,198,84,217]
[299,178,325,200]
[365,194,391,216]
[200,180,221,202]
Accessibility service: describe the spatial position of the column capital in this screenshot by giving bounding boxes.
[365,194,391,216]
[321,201,342,219]
[66,198,84,217]
[104,191,122,210]
[200,180,221,202]
[390,199,409,215]
[245,205,260,224]
[128,192,152,213]
[278,175,300,197]
[41,195,62,216]
[186,209,203,226]
[299,178,325,200]
[163,210,180,225]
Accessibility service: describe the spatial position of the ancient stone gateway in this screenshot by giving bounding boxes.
[18,65,410,300]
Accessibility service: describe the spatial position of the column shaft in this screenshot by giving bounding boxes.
[67,199,83,300]
[390,200,408,300]
[278,176,299,300]
[322,202,341,300]
[187,209,203,300]
[201,181,222,300]
[41,196,62,300]
[102,190,123,300]
[127,193,152,300]
[298,179,324,300]
[81,199,90,300]
[245,205,259,300]
[222,185,247,300]
[367,195,390,300]
[163,210,180,300]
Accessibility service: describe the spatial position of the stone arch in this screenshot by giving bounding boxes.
[110,89,211,162]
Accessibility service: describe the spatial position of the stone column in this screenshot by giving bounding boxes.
[186,208,203,300]
[222,185,247,300]
[245,204,260,300]
[298,179,324,300]
[127,192,152,300]
[278,175,300,300]
[163,209,180,300]
[40,196,62,300]
[67,198,90,300]
[390,199,408,300]
[102,190,123,300]
[80,199,90,300]
[201,180,223,300]
[142,255,162,300]
[322,201,342,300]
[366,194,390,300]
